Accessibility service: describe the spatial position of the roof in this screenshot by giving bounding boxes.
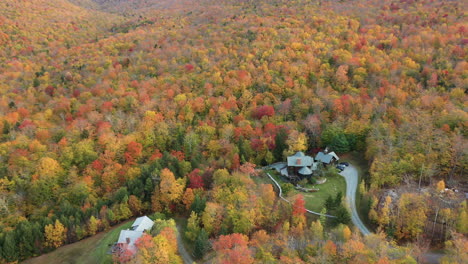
[315,152,338,164]
[287,152,314,167]
[311,162,318,171]
[293,151,305,157]
[132,216,154,232]
[328,151,340,161]
[115,216,154,254]
[117,230,143,251]
[298,166,313,175]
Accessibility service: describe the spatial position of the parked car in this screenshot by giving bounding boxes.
[336,164,346,171]
[339,162,349,167]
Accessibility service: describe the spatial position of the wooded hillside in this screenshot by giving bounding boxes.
[0,0,466,263]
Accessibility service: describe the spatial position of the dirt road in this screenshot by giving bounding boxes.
[175,222,195,264]
[339,165,371,235]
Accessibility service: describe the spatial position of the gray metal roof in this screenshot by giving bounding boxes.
[116,216,154,253]
[117,230,143,250]
[132,216,154,232]
[315,152,335,164]
[293,151,305,157]
[328,151,340,161]
[287,152,313,167]
[298,166,313,175]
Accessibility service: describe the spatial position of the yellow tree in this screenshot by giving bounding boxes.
[128,195,143,215]
[456,201,467,234]
[343,225,352,241]
[378,196,392,229]
[436,180,445,193]
[44,220,67,248]
[87,216,100,236]
[36,157,62,180]
[182,188,195,210]
[309,220,324,241]
[185,211,201,242]
[159,168,185,209]
[131,233,182,264]
[395,193,428,240]
[286,130,307,155]
[202,202,223,236]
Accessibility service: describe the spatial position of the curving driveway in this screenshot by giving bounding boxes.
[339,165,371,235]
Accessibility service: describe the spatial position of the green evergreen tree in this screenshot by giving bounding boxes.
[325,195,335,212]
[194,228,209,259]
[3,231,19,262]
[144,177,154,198]
[190,194,206,214]
[17,221,35,259]
[0,233,4,261]
[319,208,327,227]
[334,191,343,208]
[330,134,350,153]
[321,126,341,147]
[274,128,288,161]
[2,120,10,135]
[332,206,351,226]
[185,212,200,242]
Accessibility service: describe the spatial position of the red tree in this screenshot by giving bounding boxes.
[252,105,275,119]
[212,234,254,264]
[292,195,306,216]
[188,169,204,189]
[125,141,142,164]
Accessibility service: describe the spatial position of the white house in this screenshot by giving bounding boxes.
[114,216,154,255]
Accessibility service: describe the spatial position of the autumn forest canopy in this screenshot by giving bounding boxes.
[0,0,466,263]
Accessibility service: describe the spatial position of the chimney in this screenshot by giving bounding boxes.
[126,237,130,244]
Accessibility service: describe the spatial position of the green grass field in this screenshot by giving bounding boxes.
[23,220,133,264]
[288,174,346,213]
[267,169,346,213]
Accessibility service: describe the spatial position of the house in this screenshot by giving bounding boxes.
[131,215,154,232]
[315,151,339,165]
[113,216,154,255]
[286,151,317,180]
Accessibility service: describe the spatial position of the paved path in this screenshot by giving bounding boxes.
[339,165,371,235]
[175,222,195,264]
[266,172,335,218]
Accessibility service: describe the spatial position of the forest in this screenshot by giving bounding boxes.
[0,0,466,263]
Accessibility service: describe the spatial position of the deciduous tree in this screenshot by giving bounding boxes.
[44,220,67,248]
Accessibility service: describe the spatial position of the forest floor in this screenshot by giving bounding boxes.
[23,220,133,264]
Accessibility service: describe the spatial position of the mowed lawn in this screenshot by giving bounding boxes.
[23,220,133,264]
[268,170,346,213]
[288,174,346,213]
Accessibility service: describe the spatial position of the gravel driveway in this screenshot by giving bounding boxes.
[339,165,371,235]
[176,222,195,264]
